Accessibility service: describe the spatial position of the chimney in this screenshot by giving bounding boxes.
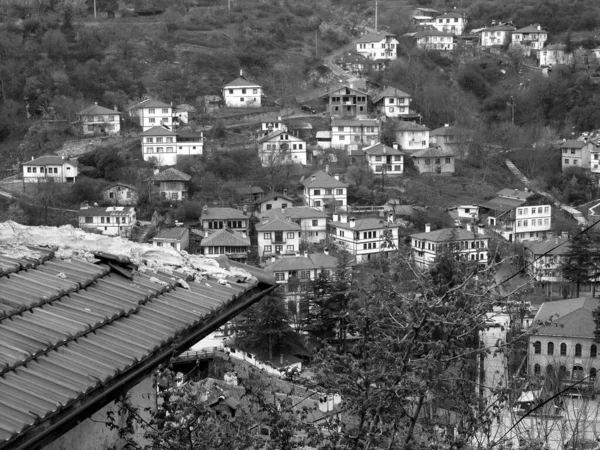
[425,223,431,233]
[262,216,269,225]
[270,255,276,264]
[334,174,340,181]
[387,211,394,223]
[304,250,308,258]
[277,116,282,122]
[371,140,375,146]
[283,189,288,196]
[350,217,356,228]
[340,213,348,223]
[524,187,528,192]
[243,205,248,215]
[311,175,316,182]
[324,247,329,255]
[281,207,285,215]
[285,215,291,222]
[477,223,485,235]
[325,164,330,174]
[392,142,398,150]
[203,204,208,212]
[153,167,159,175]
[113,105,118,111]
[31,156,34,160]
[240,69,243,77]
[242,231,247,239]
[280,353,284,365]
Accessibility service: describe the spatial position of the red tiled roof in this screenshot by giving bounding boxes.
[22,156,78,166]
[0,244,274,449]
[534,297,600,338]
[301,171,348,189]
[150,168,191,182]
[78,104,121,115]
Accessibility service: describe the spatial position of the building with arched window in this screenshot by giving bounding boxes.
[528,297,600,394]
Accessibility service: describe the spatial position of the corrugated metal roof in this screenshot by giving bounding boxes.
[0,247,274,449]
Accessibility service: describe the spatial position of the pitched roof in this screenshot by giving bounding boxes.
[138,99,172,109]
[223,77,261,88]
[354,31,397,44]
[301,171,348,188]
[331,217,396,232]
[78,206,135,217]
[437,12,464,19]
[202,207,247,221]
[200,228,250,247]
[496,188,535,201]
[152,227,189,241]
[479,25,516,32]
[430,125,470,137]
[235,186,264,195]
[372,87,411,104]
[0,223,274,450]
[414,29,455,38]
[140,126,177,136]
[257,130,305,144]
[515,25,546,33]
[410,227,491,241]
[560,139,587,149]
[258,192,293,204]
[363,143,405,156]
[101,183,137,192]
[534,297,600,338]
[255,217,301,232]
[523,237,571,256]
[544,43,567,51]
[22,155,78,166]
[411,146,454,158]
[331,118,379,127]
[150,168,191,182]
[78,103,121,116]
[478,197,525,212]
[266,253,338,272]
[393,121,430,132]
[258,206,328,220]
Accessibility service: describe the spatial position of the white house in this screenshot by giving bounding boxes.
[257,192,294,213]
[511,24,548,51]
[222,75,262,108]
[101,183,138,206]
[371,87,412,118]
[514,203,552,242]
[410,223,490,268]
[561,140,592,171]
[539,43,572,67]
[201,206,249,234]
[151,227,190,251]
[78,206,136,237]
[255,216,302,259]
[523,237,571,286]
[414,30,455,51]
[301,170,348,211]
[393,121,430,153]
[478,24,516,48]
[591,146,600,175]
[431,12,467,35]
[149,168,191,201]
[77,103,121,135]
[140,126,203,166]
[22,155,78,183]
[257,130,307,166]
[363,142,405,176]
[331,118,380,149]
[129,100,173,131]
[258,206,329,244]
[261,115,287,136]
[355,31,399,61]
[330,214,401,263]
[411,146,456,174]
[429,125,473,158]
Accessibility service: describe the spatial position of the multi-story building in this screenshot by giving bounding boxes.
[129,100,173,131]
[200,228,251,262]
[255,216,301,259]
[410,223,490,268]
[222,75,262,108]
[523,237,570,295]
[258,206,328,244]
[477,24,516,48]
[261,115,287,136]
[355,32,399,61]
[200,207,249,234]
[528,297,600,393]
[514,203,552,242]
[371,87,412,118]
[411,147,455,174]
[429,125,472,158]
[101,183,138,206]
[301,170,348,211]
[363,142,405,176]
[561,140,593,172]
[151,227,190,251]
[140,126,203,167]
[431,12,467,35]
[393,121,430,153]
[414,30,456,51]
[330,214,401,262]
[77,103,121,135]
[22,155,78,183]
[256,192,293,213]
[511,24,548,51]
[591,147,600,175]
[257,131,307,166]
[78,206,136,237]
[149,168,191,201]
[331,118,380,149]
[325,86,370,118]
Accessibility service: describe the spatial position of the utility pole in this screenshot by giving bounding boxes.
[510,96,515,125]
[228,0,231,11]
[375,0,378,32]
[93,0,96,18]
[315,30,318,58]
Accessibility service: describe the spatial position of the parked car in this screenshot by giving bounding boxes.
[301,105,316,114]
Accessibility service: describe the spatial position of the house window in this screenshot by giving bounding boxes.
[240,98,244,102]
[300,270,311,279]
[242,89,246,94]
[564,159,569,164]
[286,232,294,239]
[560,343,567,356]
[275,245,282,253]
[534,364,541,375]
[548,342,554,355]
[591,368,597,381]
[445,157,451,164]
[286,245,294,251]
[394,165,401,171]
[576,344,582,357]
[162,108,168,114]
[85,217,93,224]
[325,189,332,195]
[264,232,271,239]
[336,189,343,195]
[315,201,321,207]
[314,190,321,195]
[592,345,597,358]
[534,341,541,354]
[146,137,154,143]
[375,156,382,162]
[229,89,233,94]
[253,89,258,94]
[425,158,430,165]
[149,118,155,124]
[275,272,285,281]
[27,167,31,173]
[312,220,318,226]
[264,245,272,253]
[149,108,155,114]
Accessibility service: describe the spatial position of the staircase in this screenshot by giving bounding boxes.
[130,224,152,243]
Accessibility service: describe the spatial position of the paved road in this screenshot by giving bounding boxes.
[505,159,588,226]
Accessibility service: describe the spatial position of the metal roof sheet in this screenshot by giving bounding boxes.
[0,249,275,450]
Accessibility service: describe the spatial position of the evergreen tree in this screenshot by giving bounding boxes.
[561,231,597,297]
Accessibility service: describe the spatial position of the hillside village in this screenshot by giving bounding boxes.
[5,0,600,449]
